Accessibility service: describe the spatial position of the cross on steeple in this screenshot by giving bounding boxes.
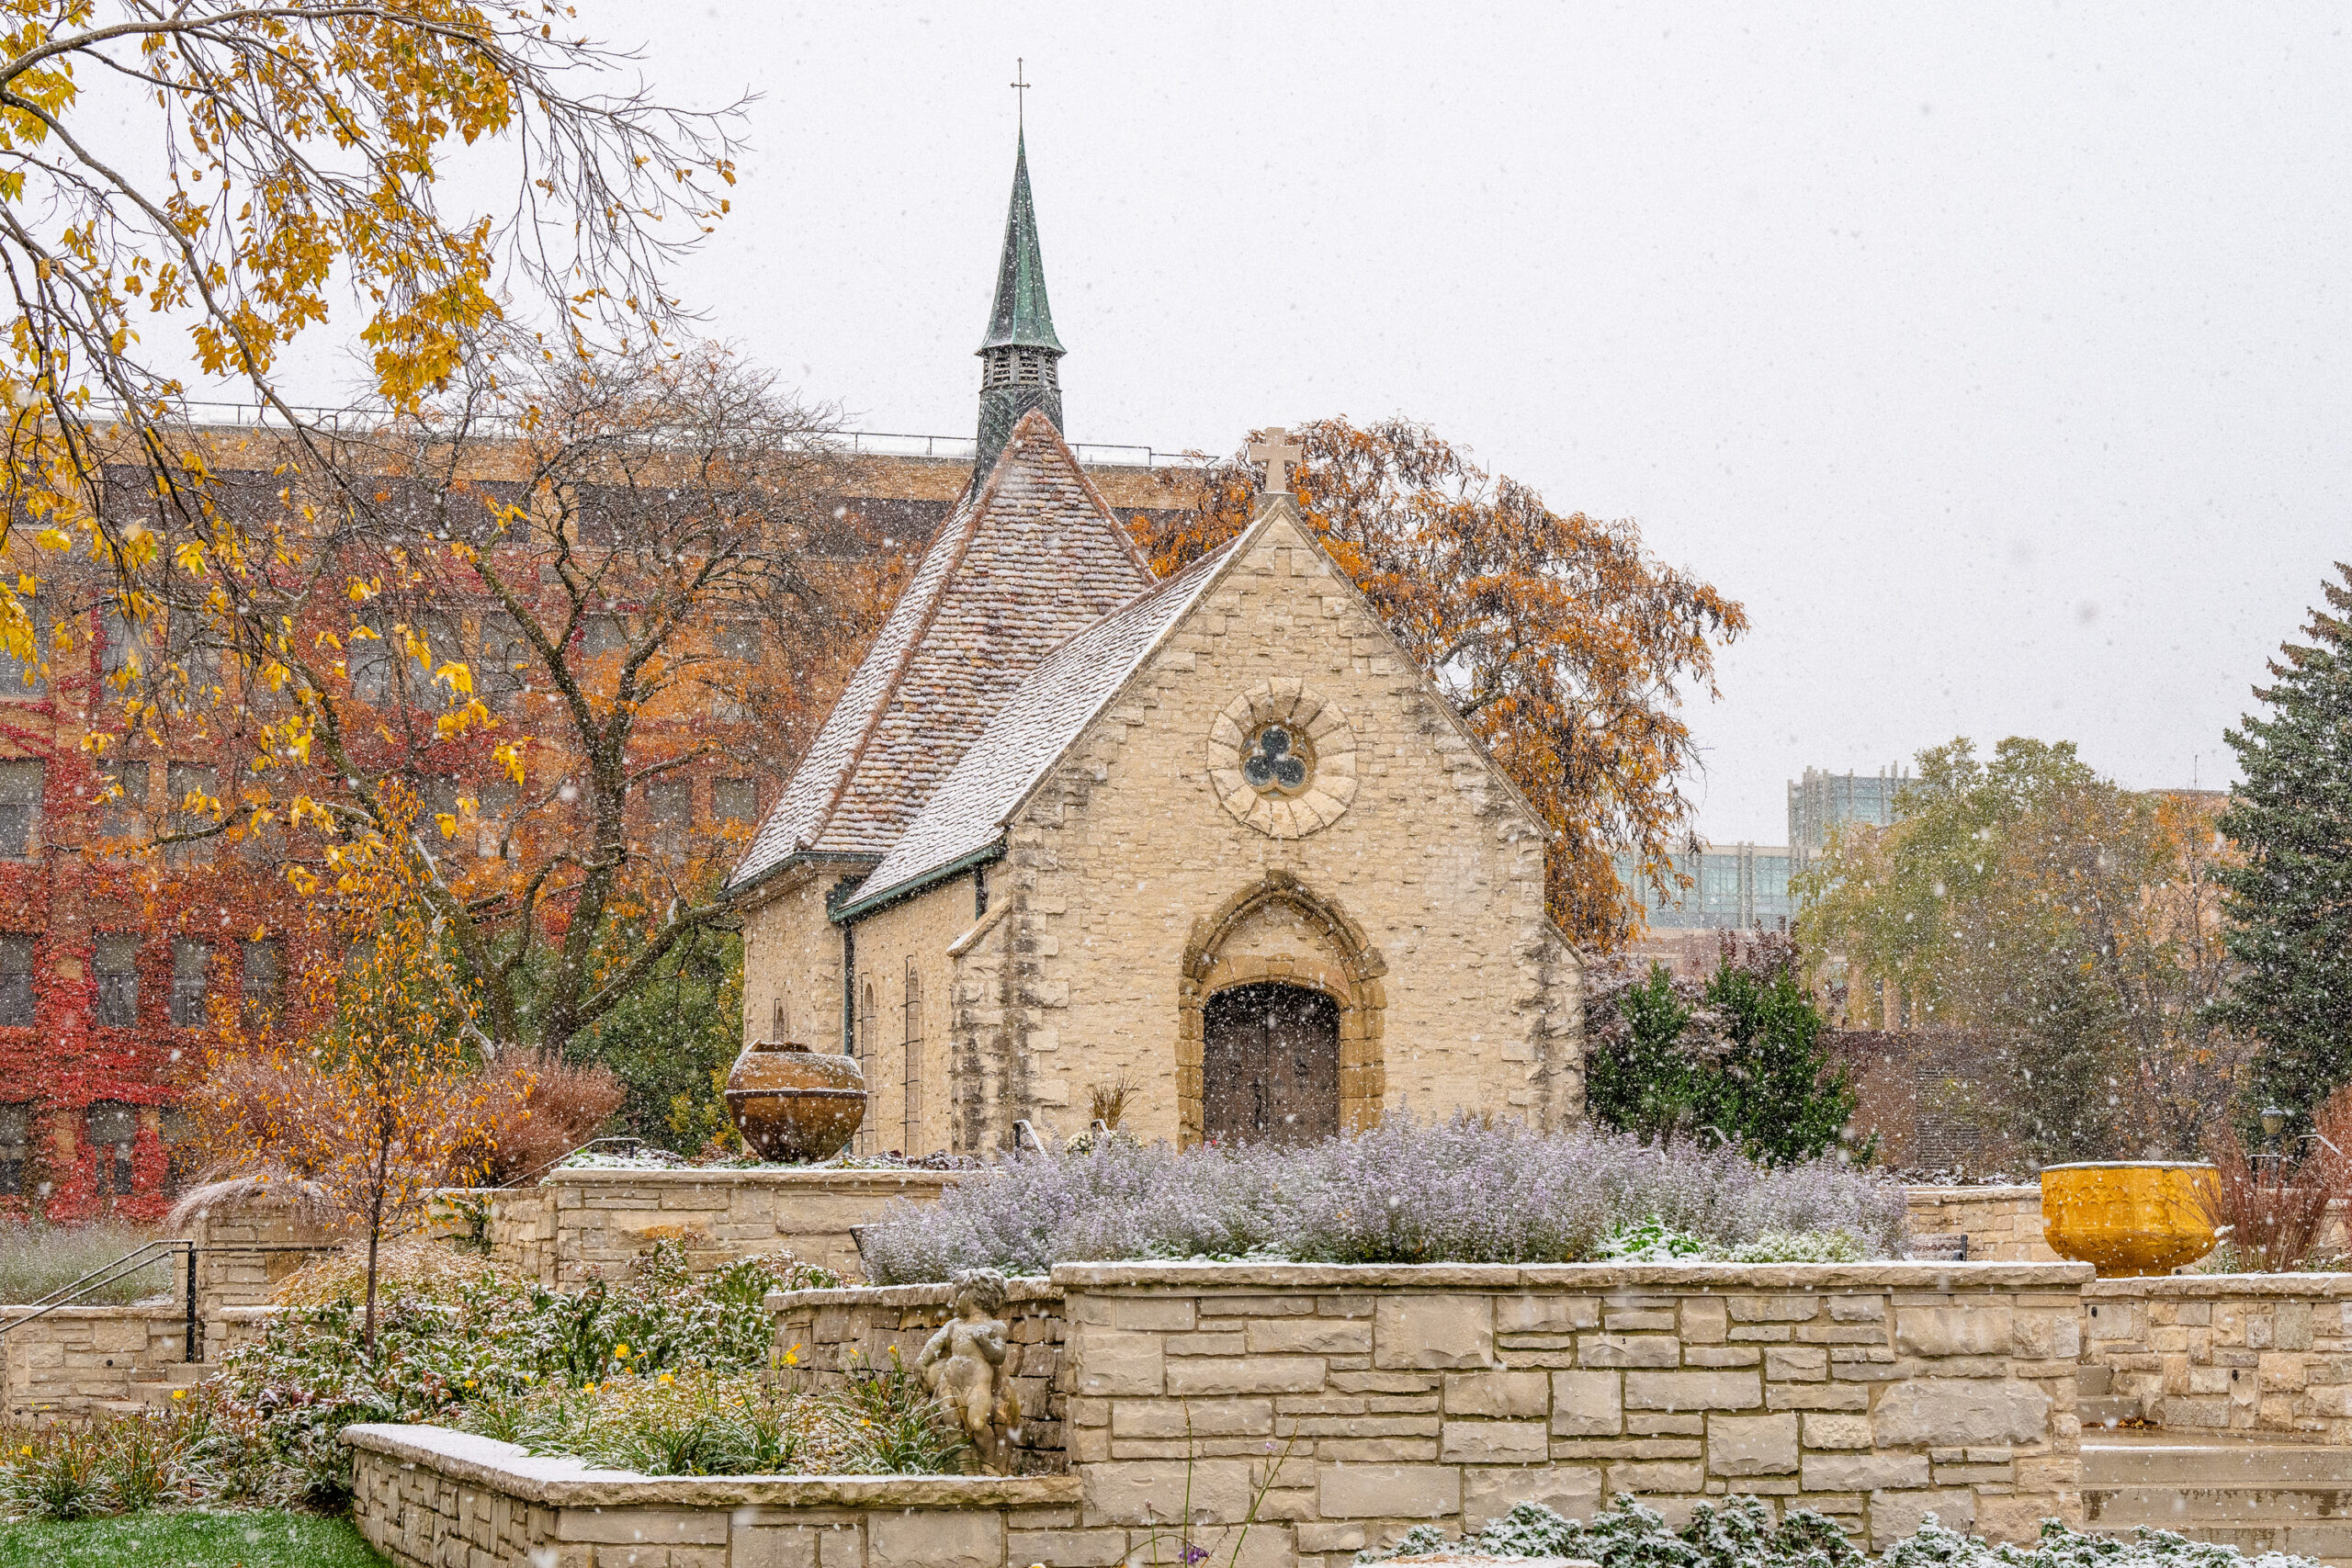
[1250,426,1304,497]
[1011,59,1030,129]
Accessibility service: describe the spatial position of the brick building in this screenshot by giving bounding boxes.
[728,136,1584,1156]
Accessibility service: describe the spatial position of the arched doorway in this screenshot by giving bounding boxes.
[1201,981,1341,1147]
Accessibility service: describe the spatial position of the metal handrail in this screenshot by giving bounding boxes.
[0,1239,200,1362]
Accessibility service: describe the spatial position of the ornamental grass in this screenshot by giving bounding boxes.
[855,1114,1908,1284]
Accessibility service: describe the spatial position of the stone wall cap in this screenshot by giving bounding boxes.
[1905,1185,2043,1201]
[535,1166,967,1190]
[215,1305,290,1322]
[1045,1260,2094,1289]
[340,1423,1079,1508]
[2086,1273,2352,1299]
[767,1278,1062,1311]
[0,1303,190,1319]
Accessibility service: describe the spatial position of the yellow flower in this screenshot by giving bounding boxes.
[613,1344,630,1359]
[171,1389,187,1400]
[464,1381,476,1390]
[658,1372,673,1385]
[783,1349,798,1367]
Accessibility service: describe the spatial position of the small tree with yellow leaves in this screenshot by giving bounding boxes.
[196,785,525,1348]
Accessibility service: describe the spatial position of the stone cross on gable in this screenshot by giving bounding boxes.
[1249,427,1304,498]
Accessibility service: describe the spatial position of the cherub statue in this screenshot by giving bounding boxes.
[915,1267,1021,1473]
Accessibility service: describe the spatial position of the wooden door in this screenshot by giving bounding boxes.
[1202,981,1341,1147]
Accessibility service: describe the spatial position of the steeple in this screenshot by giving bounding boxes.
[975,129,1065,475]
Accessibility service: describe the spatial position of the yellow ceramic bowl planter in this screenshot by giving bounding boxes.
[2040,1161,2220,1277]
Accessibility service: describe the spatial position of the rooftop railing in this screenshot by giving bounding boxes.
[108,401,1214,469]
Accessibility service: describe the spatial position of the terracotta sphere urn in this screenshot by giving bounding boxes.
[724,1041,867,1163]
[2040,1160,2221,1277]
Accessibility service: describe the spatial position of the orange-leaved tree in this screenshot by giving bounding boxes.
[1137,417,1747,948]
[194,785,521,1348]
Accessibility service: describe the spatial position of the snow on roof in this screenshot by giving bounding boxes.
[729,410,1154,893]
[848,538,1239,908]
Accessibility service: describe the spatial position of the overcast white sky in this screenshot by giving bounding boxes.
[335,6,2352,842]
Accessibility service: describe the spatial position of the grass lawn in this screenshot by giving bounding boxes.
[0,1510,388,1567]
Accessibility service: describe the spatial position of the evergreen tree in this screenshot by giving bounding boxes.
[1584,963,1705,1142]
[1583,939,1857,1164]
[1699,956,1859,1165]
[2218,564,2352,1125]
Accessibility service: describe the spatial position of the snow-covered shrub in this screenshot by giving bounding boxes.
[1728,1229,1868,1263]
[1358,1500,2320,1568]
[856,1115,1906,1283]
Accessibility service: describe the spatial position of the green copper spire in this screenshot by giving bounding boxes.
[974,130,1065,474]
[979,130,1063,355]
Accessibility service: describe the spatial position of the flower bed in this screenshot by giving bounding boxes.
[855,1119,1907,1283]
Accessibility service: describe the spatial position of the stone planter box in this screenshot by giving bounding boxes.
[2083,1274,2352,1440]
[773,1258,2092,1564]
[453,1166,966,1286]
[344,1422,1081,1568]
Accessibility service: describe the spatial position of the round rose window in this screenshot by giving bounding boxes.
[1242,723,1314,796]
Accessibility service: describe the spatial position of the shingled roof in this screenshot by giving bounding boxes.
[845,537,1239,912]
[729,408,1157,893]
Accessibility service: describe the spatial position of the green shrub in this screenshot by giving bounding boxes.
[211,1240,838,1500]
[485,1358,967,1477]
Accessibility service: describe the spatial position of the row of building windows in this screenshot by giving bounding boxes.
[0,757,763,865]
[0,1100,192,1197]
[0,935,281,1030]
[0,597,777,715]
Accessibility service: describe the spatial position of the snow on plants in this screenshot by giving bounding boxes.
[1356,1499,2321,1568]
[855,1114,1907,1283]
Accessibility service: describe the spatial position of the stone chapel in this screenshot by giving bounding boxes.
[727,133,1584,1156]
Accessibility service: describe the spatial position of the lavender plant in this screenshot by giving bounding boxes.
[856,1116,1907,1283]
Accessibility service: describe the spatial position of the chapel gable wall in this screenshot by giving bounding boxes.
[995,516,1581,1148]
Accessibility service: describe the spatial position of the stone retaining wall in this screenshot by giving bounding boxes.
[2083,1276,2352,1440]
[0,1305,191,1418]
[769,1279,1069,1472]
[1904,1187,2058,1263]
[777,1259,2091,1565]
[458,1167,962,1286]
[345,1422,1082,1568]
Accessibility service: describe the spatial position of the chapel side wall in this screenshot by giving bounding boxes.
[741,868,853,1055]
[839,880,993,1159]
[997,526,1578,1147]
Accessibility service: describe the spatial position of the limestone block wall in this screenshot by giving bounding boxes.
[186,1191,342,1312]
[345,1423,1084,1568]
[497,1167,964,1287]
[1057,1261,2088,1566]
[1,1305,190,1418]
[2083,1276,2352,1440]
[1903,1187,2058,1263]
[769,1280,1069,1472]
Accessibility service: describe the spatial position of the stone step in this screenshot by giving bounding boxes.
[2089,1485,2352,1526]
[2086,1443,2352,1488]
